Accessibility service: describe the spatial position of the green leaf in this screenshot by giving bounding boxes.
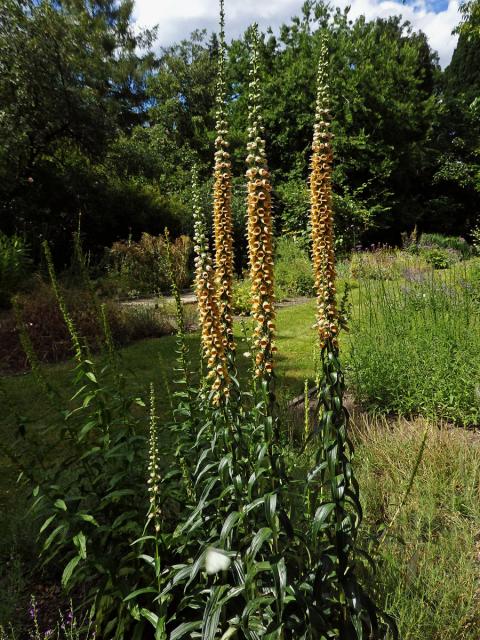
[140,608,158,628]
[39,514,56,534]
[78,513,99,526]
[246,527,272,561]
[313,502,335,535]
[85,371,97,383]
[220,511,241,543]
[203,586,229,640]
[54,498,67,511]
[43,524,67,551]
[123,587,158,602]
[264,493,277,529]
[78,420,97,440]
[170,621,202,640]
[73,531,87,559]
[62,555,81,587]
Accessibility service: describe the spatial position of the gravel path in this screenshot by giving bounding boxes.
[121,292,313,310]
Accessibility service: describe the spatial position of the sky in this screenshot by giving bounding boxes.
[133,0,460,68]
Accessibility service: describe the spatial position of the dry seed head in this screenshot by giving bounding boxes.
[310,39,338,350]
[192,165,229,404]
[213,0,235,358]
[246,24,276,380]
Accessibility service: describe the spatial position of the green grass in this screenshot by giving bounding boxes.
[1,269,480,637]
[356,416,480,639]
[348,267,480,425]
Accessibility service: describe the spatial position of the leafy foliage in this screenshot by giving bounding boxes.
[0,232,31,307]
[107,233,193,297]
[349,270,480,425]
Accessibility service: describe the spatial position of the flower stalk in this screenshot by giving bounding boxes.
[213,0,235,360]
[310,39,338,351]
[246,25,276,381]
[193,165,229,405]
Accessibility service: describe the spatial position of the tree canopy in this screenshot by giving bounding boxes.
[1,0,479,262]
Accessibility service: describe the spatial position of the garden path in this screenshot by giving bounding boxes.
[120,291,313,313]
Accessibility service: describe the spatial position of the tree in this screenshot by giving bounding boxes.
[0,0,157,259]
[428,0,480,234]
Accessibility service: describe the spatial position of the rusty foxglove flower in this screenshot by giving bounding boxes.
[246,25,276,380]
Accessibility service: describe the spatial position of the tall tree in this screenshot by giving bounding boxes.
[0,0,156,255]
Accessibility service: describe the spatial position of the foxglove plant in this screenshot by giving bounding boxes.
[306,40,398,637]
[213,0,236,364]
[193,165,230,405]
[246,24,276,384]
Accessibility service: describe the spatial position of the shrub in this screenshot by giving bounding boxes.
[418,232,473,259]
[107,232,192,297]
[349,274,480,426]
[420,246,461,269]
[0,281,195,373]
[0,232,31,308]
[349,247,430,281]
[232,277,252,315]
[273,236,315,296]
[115,300,197,342]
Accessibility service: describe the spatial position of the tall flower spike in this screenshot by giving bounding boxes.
[246,25,276,380]
[310,39,338,351]
[147,383,161,534]
[213,0,235,359]
[193,165,229,405]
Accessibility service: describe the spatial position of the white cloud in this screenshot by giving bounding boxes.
[133,0,460,67]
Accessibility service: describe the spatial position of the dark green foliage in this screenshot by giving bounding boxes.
[1,0,479,259]
[417,232,473,259]
[0,232,31,308]
[274,237,315,297]
[421,247,460,269]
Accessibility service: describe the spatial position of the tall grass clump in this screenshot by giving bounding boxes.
[355,417,480,639]
[274,237,314,297]
[349,272,480,425]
